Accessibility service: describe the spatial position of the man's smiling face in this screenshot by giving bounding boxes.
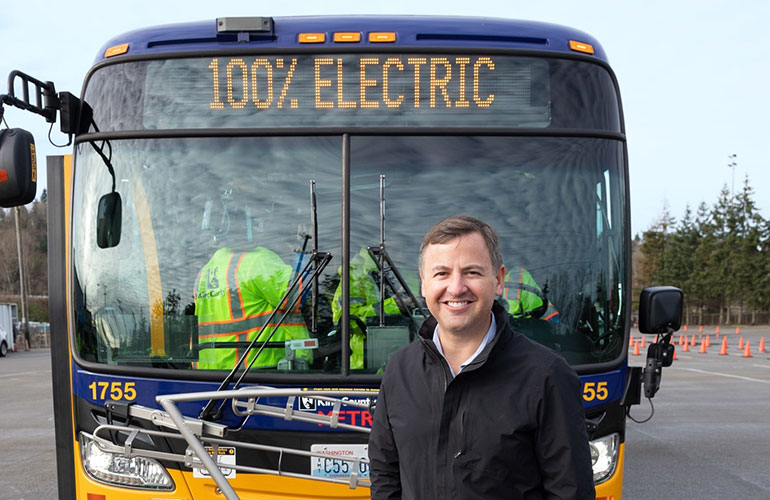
[420,231,505,338]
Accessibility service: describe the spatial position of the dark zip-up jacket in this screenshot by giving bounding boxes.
[368,301,595,500]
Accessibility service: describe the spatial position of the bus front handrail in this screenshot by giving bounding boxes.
[88,387,377,500]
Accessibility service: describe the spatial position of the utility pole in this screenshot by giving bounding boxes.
[728,154,737,197]
[14,206,30,350]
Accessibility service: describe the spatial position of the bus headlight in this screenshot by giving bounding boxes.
[80,433,174,490]
[589,433,619,484]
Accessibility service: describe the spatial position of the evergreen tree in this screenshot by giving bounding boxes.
[638,203,675,287]
[665,205,698,324]
[735,176,766,322]
[689,202,720,324]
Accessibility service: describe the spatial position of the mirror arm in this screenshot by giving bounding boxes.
[89,138,117,193]
[642,326,675,399]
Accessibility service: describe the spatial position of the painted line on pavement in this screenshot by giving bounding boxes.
[0,369,51,379]
[671,367,770,384]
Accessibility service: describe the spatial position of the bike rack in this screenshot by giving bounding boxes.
[89,387,378,500]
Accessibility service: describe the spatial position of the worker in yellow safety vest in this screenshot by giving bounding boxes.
[194,246,313,370]
[332,247,400,370]
[502,267,560,322]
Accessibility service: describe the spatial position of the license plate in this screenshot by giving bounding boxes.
[193,446,236,479]
[310,444,369,480]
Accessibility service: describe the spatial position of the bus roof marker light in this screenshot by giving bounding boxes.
[369,32,396,43]
[299,33,326,43]
[104,43,129,58]
[334,32,361,43]
[569,40,595,54]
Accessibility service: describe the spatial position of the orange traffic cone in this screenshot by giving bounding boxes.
[690,335,696,347]
[699,325,703,333]
[738,336,744,350]
[632,340,641,356]
[684,324,688,332]
[715,325,720,334]
[683,341,690,352]
[679,334,685,346]
[641,336,647,348]
[699,341,707,354]
[719,337,728,355]
[705,335,711,347]
[736,326,741,335]
[743,341,752,358]
[672,347,678,361]
[759,337,766,354]
[629,335,634,347]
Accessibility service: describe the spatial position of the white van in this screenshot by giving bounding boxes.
[0,304,18,356]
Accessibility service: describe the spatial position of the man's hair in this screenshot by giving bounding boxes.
[419,215,504,272]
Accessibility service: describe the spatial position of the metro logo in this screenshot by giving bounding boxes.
[316,409,373,428]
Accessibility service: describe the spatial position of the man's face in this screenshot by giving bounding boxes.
[420,232,505,338]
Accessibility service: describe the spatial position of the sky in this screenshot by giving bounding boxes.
[1,0,768,236]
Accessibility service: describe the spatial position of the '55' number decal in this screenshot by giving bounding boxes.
[582,382,608,402]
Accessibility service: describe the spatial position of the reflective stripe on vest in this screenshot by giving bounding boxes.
[195,247,310,369]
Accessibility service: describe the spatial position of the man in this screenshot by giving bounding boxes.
[331,247,400,370]
[194,246,312,370]
[368,215,595,500]
[503,267,560,322]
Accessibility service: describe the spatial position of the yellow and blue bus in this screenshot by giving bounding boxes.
[0,15,682,500]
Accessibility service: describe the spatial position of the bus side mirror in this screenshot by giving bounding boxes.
[97,191,122,248]
[638,286,682,398]
[0,128,37,207]
[638,286,682,334]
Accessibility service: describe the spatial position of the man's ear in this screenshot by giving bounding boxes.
[495,265,506,296]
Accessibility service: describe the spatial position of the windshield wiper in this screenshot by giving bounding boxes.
[366,174,428,324]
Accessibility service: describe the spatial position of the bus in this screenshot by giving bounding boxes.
[0,15,683,500]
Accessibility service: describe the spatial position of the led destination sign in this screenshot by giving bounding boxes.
[142,54,551,128]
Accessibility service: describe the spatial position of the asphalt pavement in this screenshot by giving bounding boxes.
[1,325,769,500]
[0,348,57,500]
[624,325,770,499]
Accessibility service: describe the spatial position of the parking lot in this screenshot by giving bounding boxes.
[0,348,56,500]
[624,325,770,499]
[1,325,769,499]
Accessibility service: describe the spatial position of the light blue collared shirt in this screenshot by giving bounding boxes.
[432,313,496,378]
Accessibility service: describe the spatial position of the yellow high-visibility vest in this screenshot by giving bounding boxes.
[332,248,400,369]
[503,267,560,322]
[194,246,311,370]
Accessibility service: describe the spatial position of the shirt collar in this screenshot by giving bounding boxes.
[432,313,496,378]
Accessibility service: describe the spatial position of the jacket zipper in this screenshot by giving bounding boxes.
[454,408,466,459]
[419,336,450,391]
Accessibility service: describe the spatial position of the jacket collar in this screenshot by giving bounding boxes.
[418,301,512,371]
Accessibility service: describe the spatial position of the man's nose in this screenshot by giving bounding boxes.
[446,272,467,295]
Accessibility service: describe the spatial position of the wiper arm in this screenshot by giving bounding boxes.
[366,175,428,323]
[367,245,428,321]
[199,250,332,421]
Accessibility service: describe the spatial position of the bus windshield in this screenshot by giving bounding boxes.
[72,134,626,372]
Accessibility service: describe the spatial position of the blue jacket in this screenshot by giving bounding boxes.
[368,301,595,500]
